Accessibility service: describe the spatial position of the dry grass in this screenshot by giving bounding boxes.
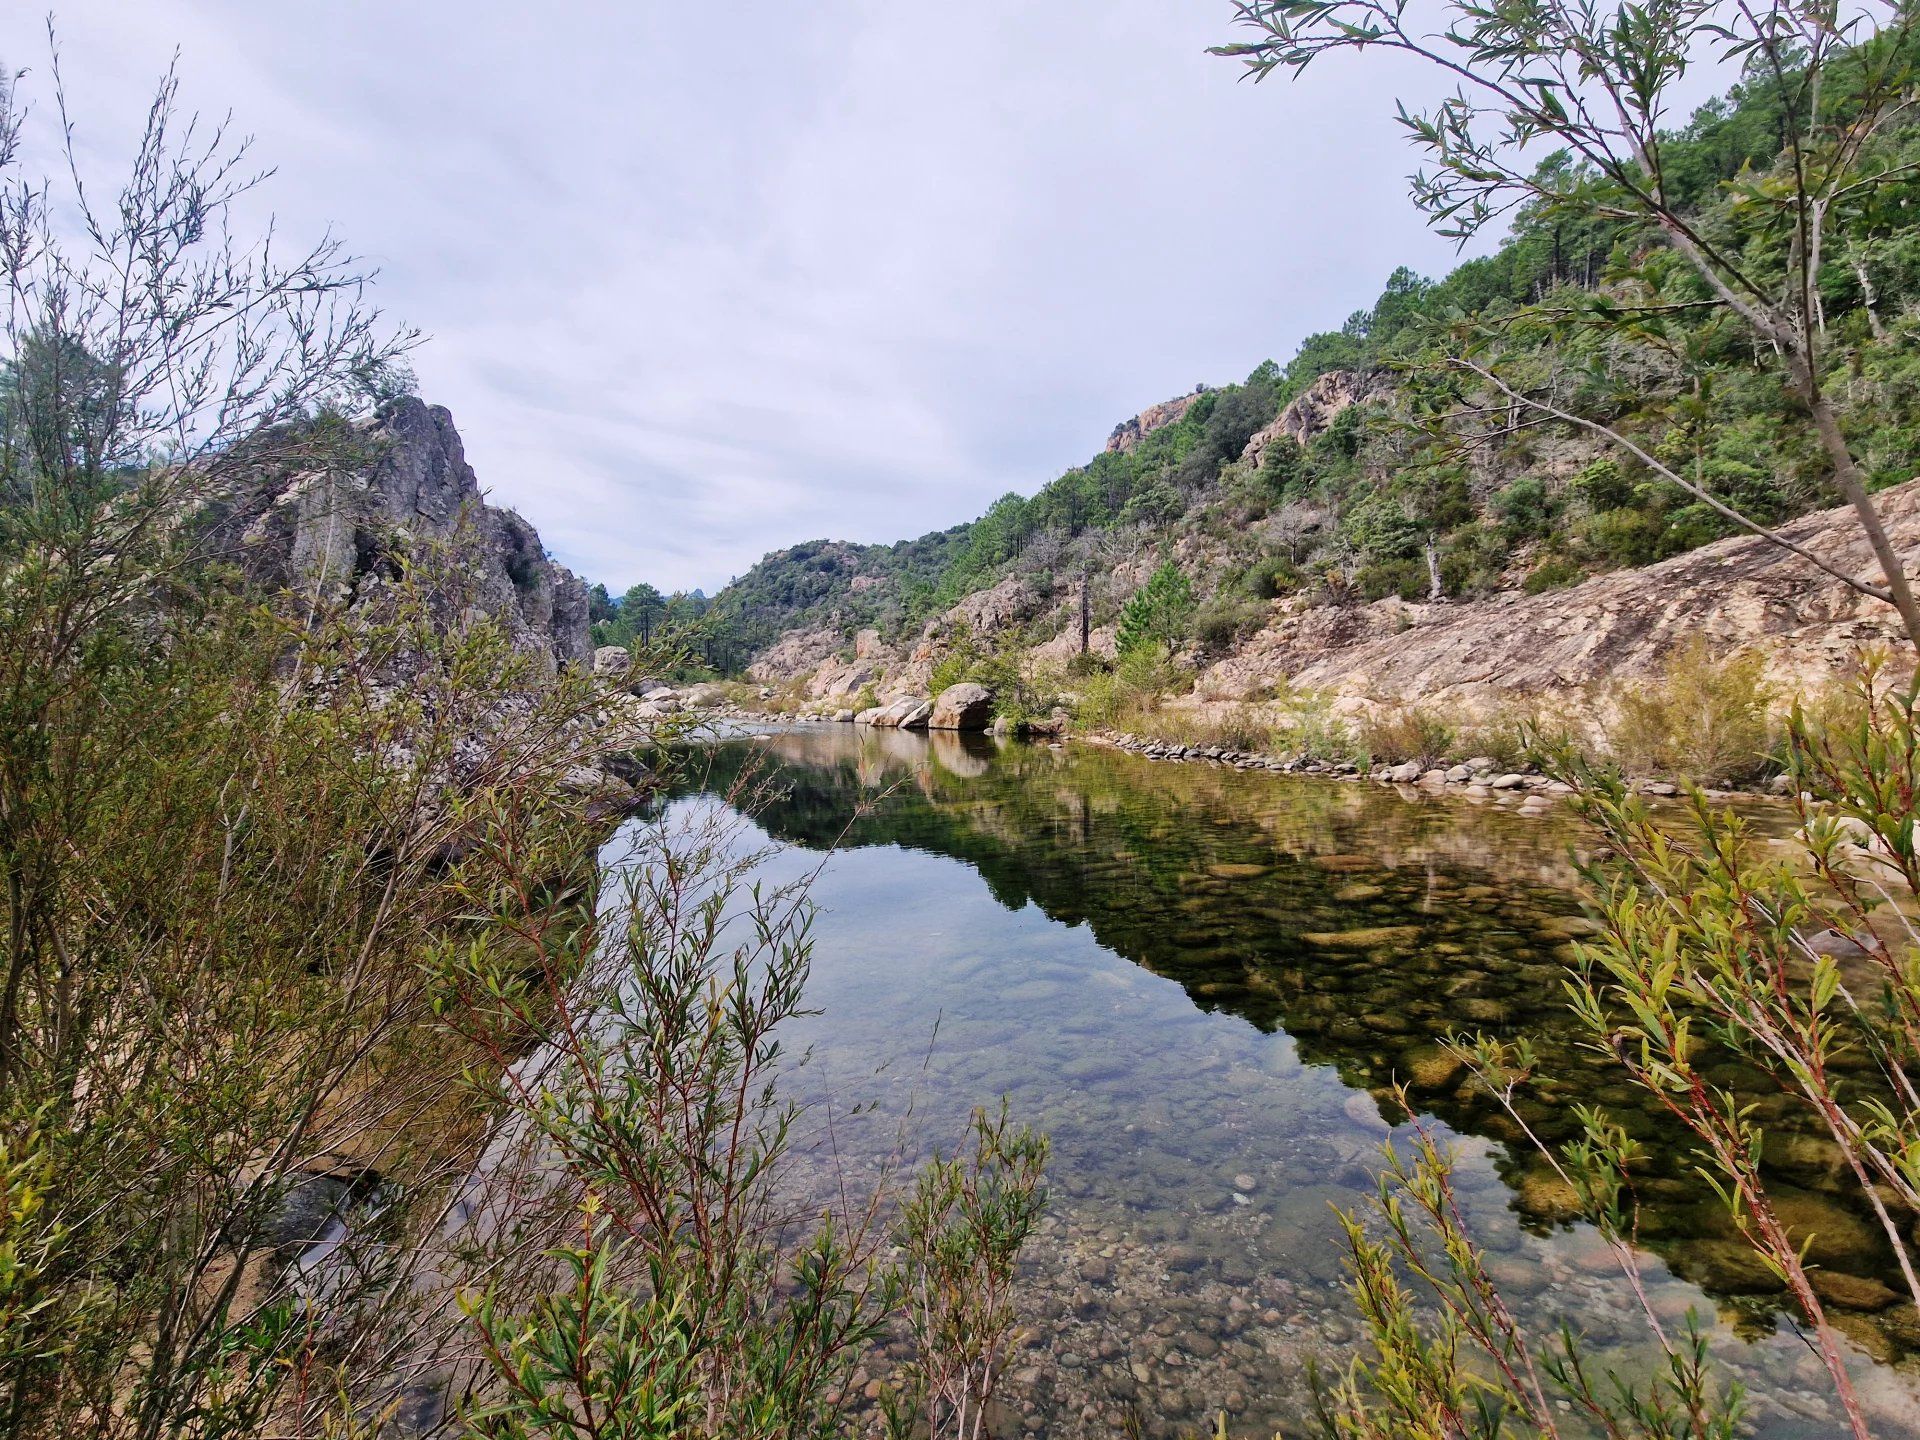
[1354,704,1458,768]
[1604,639,1779,784]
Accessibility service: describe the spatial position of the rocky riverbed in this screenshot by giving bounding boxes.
[647,727,1920,1439]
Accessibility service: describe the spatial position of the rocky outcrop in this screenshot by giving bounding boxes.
[209,397,590,668]
[808,660,880,701]
[1200,477,1920,714]
[747,626,848,683]
[1241,369,1393,471]
[930,682,995,731]
[869,697,933,729]
[1106,388,1208,454]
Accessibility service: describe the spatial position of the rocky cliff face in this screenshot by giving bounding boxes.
[1240,368,1392,470]
[1105,388,1208,454]
[747,478,1920,726]
[208,397,590,668]
[1200,478,1920,713]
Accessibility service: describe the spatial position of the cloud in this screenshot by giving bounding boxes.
[8,1,1548,591]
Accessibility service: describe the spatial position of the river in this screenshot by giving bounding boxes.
[629,723,1920,1439]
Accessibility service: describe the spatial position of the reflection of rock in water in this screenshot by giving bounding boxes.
[929,728,994,778]
[669,730,1920,1388]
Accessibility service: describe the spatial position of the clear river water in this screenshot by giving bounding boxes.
[632,723,1920,1439]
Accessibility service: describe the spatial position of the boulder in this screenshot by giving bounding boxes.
[1387,760,1423,784]
[855,705,886,725]
[593,645,632,677]
[929,682,995,731]
[897,699,933,730]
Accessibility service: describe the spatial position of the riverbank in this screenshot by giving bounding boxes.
[681,692,1787,806]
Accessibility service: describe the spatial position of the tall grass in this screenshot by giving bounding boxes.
[1604,638,1778,784]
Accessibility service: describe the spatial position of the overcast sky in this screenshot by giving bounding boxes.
[10,3,1505,593]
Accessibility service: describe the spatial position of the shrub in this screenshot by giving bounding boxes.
[1521,556,1583,593]
[1354,559,1426,602]
[1356,704,1457,767]
[1493,476,1557,540]
[1458,698,1587,770]
[1570,457,1632,511]
[1240,554,1301,599]
[1071,648,1181,730]
[1438,523,1510,597]
[1577,506,1670,567]
[1272,689,1360,762]
[1193,596,1265,652]
[1605,638,1777,783]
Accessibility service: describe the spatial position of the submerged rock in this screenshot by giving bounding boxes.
[1513,1166,1583,1224]
[1300,925,1422,948]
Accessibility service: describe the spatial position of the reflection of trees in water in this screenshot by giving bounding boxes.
[669,733,1908,1341]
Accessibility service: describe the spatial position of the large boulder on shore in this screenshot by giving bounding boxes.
[930,682,994,731]
[593,645,632,678]
[871,697,932,729]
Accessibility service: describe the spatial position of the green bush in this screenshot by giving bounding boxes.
[1521,557,1583,593]
[1240,554,1302,599]
[1570,457,1632,511]
[1354,559,1426,601]
[1356,704,1457,767]
[1577,506,1669,567]
[1493,476,1557,540]
[1194,596,1265,651]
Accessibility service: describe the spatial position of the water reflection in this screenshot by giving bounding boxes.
[647,726,1920,1439]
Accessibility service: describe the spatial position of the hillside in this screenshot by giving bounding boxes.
[670,49,1920,721]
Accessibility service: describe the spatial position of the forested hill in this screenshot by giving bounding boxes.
[601,46,1920,680]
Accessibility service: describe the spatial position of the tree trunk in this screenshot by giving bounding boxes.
[1425,535,1443,602]
[1853,256,1886,341]
[1806,384,1920,649]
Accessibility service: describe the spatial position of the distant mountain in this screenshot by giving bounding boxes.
[678,55,1920,709]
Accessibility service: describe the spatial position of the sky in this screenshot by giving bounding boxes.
[7,2,1510,593]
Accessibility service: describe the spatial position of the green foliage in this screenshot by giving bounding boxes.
[1116,561,1196,659]
[887,1104,1049,1440]
[1521,556,1583,593]
[1493,476,1557,542]
[1353,559,1427,602]
[1193,595,1265,652]
[928,621,1057,722]
[444,807,1050,1440]
[1070,647,1183,730]
[1239,553,1300,599]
